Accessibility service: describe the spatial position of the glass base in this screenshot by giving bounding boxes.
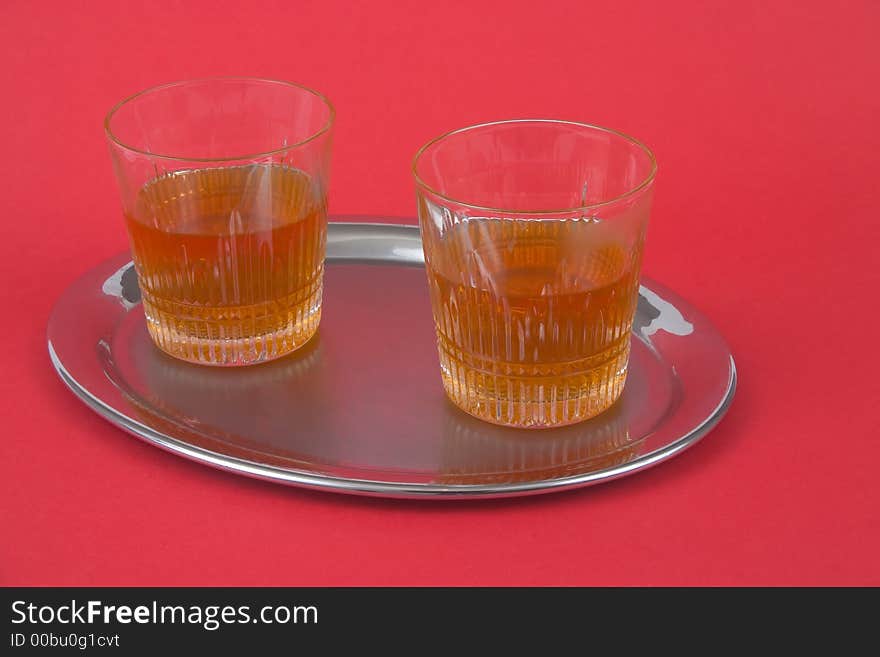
[438,337,630,428]
[141,285,322,366]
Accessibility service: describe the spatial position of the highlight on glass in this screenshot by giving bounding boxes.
[413,119,656,428]
[105,78,334,366]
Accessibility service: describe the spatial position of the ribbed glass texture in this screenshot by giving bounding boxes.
[414,120,656,428]
[106,78,333,366]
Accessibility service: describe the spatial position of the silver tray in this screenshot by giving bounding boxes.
[48,219,736,499]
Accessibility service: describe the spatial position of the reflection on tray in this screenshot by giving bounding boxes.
[634,287,693,338]
[436,399,644,485]
[107,333,333,469]
[101,298,649,485]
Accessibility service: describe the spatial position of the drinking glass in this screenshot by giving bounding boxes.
[105,78,334,366]
[413,120,656,428]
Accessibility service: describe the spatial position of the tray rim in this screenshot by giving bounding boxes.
[47,220,737,499]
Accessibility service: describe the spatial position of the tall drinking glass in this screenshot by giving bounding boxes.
[413,120,656,428]
[105,78,334,366]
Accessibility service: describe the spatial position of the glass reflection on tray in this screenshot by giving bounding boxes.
[106,329,334,469]
[96,259,669,486]
[436,397,642,485]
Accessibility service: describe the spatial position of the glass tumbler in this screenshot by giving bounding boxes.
[413,120,656,428]
[105,78,334,366]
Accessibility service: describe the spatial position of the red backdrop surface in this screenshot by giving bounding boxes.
[1,0,878,586]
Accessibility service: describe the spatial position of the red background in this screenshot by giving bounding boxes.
[2,0,878,586]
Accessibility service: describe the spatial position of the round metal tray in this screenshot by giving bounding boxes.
[47,219,736,499]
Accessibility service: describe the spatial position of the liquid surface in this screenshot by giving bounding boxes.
[424,217,643,427]
[125,164,325,365]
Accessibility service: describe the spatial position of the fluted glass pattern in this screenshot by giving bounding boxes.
[127,165,325,365]
[105,78,334,366]
[423,214,643,427]
[414,120,655,428]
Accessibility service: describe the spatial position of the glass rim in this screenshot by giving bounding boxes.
[104,76,336,163]
[411,119,658,216]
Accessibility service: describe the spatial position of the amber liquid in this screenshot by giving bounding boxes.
[424,218,642,427]
[125,164,325,365]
